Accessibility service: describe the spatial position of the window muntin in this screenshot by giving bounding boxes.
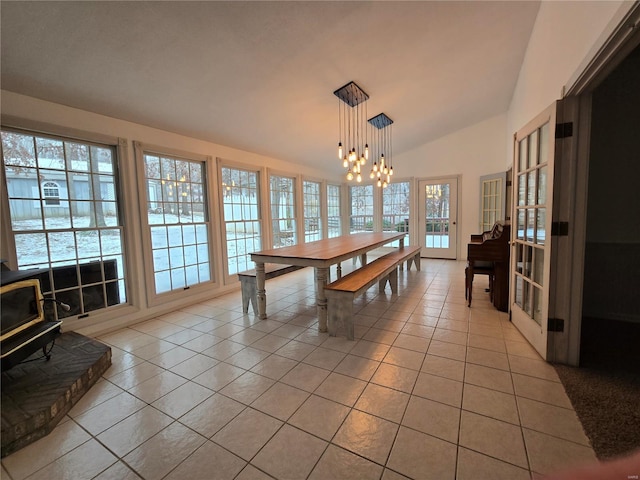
[1,130,126,319]
[270,175,297,248]
[382,181,410,246]
[144,153,210,294]
[303,180,321,242]
[221,166,261,275]
[349,184,373,233]
[327,184,341,238]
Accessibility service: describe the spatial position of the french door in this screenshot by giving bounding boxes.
[510,104,557,359]
[417,177,458,259]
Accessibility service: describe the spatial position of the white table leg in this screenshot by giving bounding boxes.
[315,266,329,332]
[256,262,267,319]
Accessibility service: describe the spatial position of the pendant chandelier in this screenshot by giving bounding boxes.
[334,81,369,183]
[368,113,393,188]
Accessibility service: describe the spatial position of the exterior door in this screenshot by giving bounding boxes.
[418,177,458,259]
[510,103,557,359]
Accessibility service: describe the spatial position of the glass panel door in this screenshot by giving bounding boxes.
[479,172,506,232]
[417,177,458,259]
[511,103,556,359]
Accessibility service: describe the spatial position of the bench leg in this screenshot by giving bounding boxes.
[328,294,354,340]
[240,277,257,314]
[415,254,421,271]
[389,267,398,294]
[378,277,388,293]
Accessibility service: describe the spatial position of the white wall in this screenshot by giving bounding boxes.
[0,91,329,181]
[394,113,508,259]
[507,0,633,147]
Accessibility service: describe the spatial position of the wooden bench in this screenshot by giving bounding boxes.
[325,246,421,340]
[238,264,305,315]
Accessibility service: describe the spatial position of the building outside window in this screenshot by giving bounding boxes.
[220,166,261,275]
[327,183,341,238]
[1,129,126,319]
[143,152,210,294]
[270,174,296,248]
[303,180,321,242]
[41,181,61,206]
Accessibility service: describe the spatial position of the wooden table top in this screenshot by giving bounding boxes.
[250,232,406,267]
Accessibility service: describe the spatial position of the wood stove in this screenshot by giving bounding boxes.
[0,279,63,371]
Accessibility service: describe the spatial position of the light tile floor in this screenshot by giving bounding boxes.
[1,260,597,480]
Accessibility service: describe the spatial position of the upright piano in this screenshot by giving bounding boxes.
[466,222,511,312]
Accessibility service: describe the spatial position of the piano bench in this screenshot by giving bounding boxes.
[465,261,494,307]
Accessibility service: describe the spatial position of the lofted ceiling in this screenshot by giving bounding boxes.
[0,1,540,179]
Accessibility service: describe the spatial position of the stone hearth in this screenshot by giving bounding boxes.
[1,331,111,457]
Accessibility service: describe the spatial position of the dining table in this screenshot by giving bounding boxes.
[250,232,406,332]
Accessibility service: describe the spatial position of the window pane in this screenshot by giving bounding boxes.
[518,138,527,173]
[383,181,410,246]
[303,180,321,242]
[537,166,547,206]
[270,174,297,248]
[221,166,261,275]
[350,184,373,233]
[528,130,538,169]
[327,184,341,238]
[144,153,210,294]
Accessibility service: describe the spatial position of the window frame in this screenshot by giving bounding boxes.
[302,178,322,243]
[134,141,216,306]
[217,159,264,283]
[326,182,343,238]
[268,171,298,249]
[1,125,129,323]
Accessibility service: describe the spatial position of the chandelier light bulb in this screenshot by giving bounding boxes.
[377,179,382,187]
[383,166,389,175]
[373,162,378,172]
[343,157,348,168]
[383,181,388,188]
[387,174,391,183]
[356,173,362,183]
[377,170,381,178]
[389,166,394,176]
[364,144,369,160]
[369,171,375,179]
[347,170,354,181]
[338,142,343,159]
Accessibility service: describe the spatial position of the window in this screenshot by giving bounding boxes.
[383,181,410,246]
[270,174,297,248]
[1,129,126,319]
[143,152,210,294]
[41,181,61,206]
[349,184,373,233]
[221,166,261,275]
[303,180,321,242]
[327,184,341,238]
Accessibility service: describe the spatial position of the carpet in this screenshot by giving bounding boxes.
[553,317,640,460]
